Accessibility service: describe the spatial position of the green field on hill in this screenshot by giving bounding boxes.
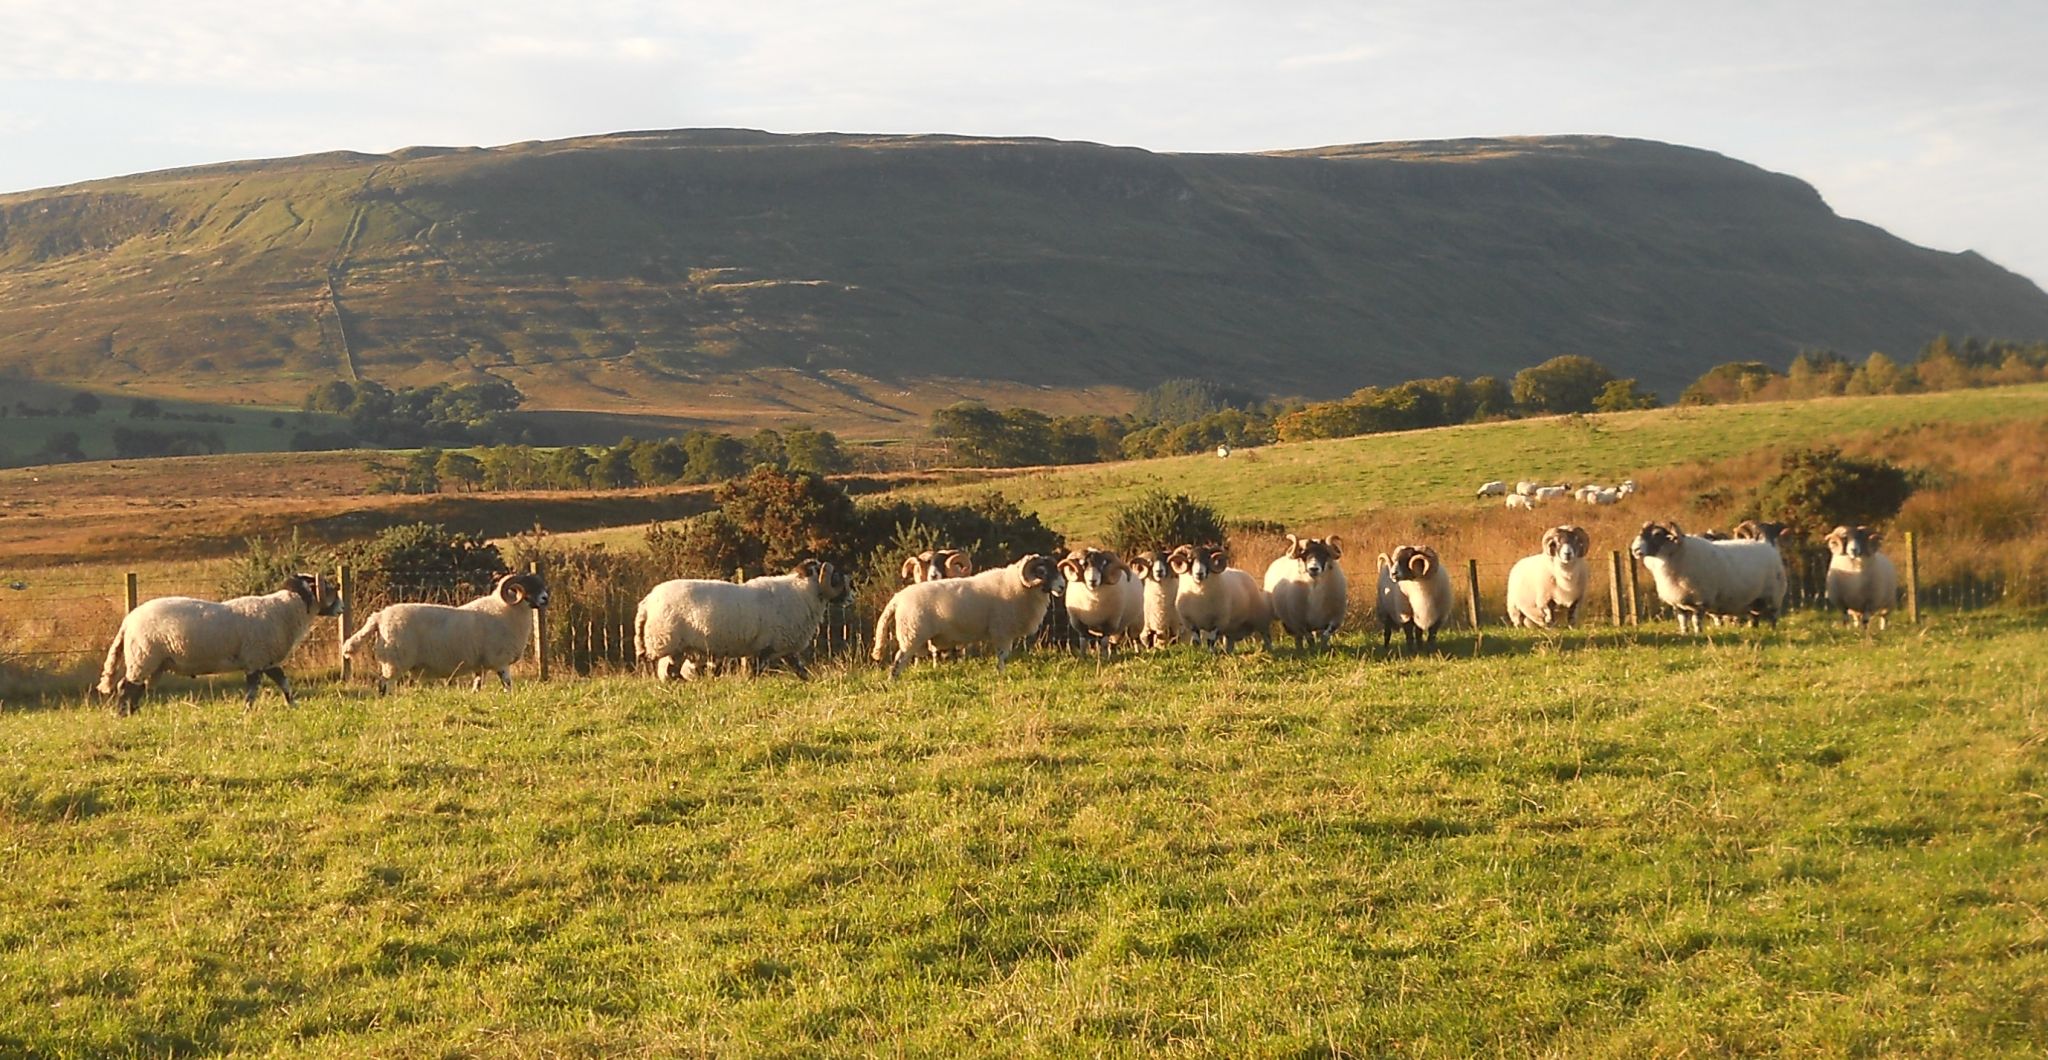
[2,612,2043,1054]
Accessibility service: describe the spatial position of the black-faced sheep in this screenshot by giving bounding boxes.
[1167,544,1272,653]
[1629,521,1787,634]
[871,554,1065,679]
[342,572,550,694]
[1058,548,1142,653]
[1126,550,1187,648]
[1263,534,1347,648]
[97,573,341,714]
[1505,525,1592,628]
[635,560,850,681]
[1376,545,1454,647]
[901,549,973,583]
[1824,525,1899,631]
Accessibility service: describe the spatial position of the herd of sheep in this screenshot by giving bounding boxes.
[89,507,1902,709]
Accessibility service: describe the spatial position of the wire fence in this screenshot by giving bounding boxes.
[0,531,2033,699]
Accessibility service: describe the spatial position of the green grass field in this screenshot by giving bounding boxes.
[4,611,2044,1054]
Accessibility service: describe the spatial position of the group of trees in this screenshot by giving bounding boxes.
[929,379,1286,468]
[1272,357,1658,444]
[364,427,850,495]
[302,379,532,447]
[1678,336,2048,406]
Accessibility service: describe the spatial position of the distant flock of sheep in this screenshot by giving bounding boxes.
[92,494,1902,710]
[1478,478,1638,509]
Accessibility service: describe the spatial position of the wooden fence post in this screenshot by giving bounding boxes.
[124,572,138,613]
[1625,555,1643,626]
[337,566,354,681]
[1465,558,1481,629]
[1608,551,1625,626]
[530,559,550,680]
[1905,531,1920,624]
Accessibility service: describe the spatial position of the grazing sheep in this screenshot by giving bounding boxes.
[1515,481,1539,497]
[344,573,551,694]
[1168,545,1273,653]
[1058,547,1143,653]
[97,573,341,714]
[1824,525,1899,631]
[1505,526,1592,628]
[635,560,850,682]
[1629,522,1788,634]
[1263,533,1348,648]
[1127,550,1188,648]
[1505,493,1535,511]
[1376,546,1456,647]
[901,548,973,583]
[1533,485,1572,504]
[871,554,1065,678]
[1574,484,1604,503]
[1476,480,1508,498]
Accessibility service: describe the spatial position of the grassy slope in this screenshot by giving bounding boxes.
[0,379,342,466]
[1,614,2043,1054]
[894,384,2048,540]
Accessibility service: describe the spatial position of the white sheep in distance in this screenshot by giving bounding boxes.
[342,572,551,694]
[1376,545,1455,647]
[1058,548,1143,653]
[1476,480,1508,498]
[871,554,1066,679]
[901,548,973,583]
[1168,544,1273,652]
[1533,485,1572,504]
[1629,521,1788,634]
[635,560,850,682]
[1126,550,1188,648]
[97,573,341,714]
[1824,525,1899,631]
[1515,481,1539,497]
[1618,479,1639,497]
[1505,525,1592,628]
[1505,493,1535,511]
[1263,533,1348,648]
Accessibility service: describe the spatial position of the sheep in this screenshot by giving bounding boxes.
[1058,547,1143,653]
[1590,488,1621,505]
[1618,479,1639,497]
[97,573,341,714]
[1126,549,1188,648]
[343,572,551,694]
[900,548,973,583]
[1574,484,1604,503]
[1476,480,1508,498]
[1376,545,1455,647]
[1515,480,1539,497]
[1732,519,1791,547]
[1505,493,1535,511]
[1168,544,1273,652]
[872,554,1065,679]
[1533,485,1572,503]
[1628,521,1788,634]
[635,560,850,682]
[1824,525,1899,631]
[1505,525,1592,628]
[1263,533,1348,648]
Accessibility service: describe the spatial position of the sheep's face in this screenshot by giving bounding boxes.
[1827,525,1881,559]
[1544,525,1589,565]
[497,573,551,609]
[1732,520,1788,547]
[1068,549,1122,589]
[903,550,971,583]
[1291,534,1342,579]
[1386,545,1437,582]
[285,573,343,616]
[1630,522,1683,560]
[1019,554,1065,596]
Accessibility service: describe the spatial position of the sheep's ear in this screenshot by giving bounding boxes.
[1326,535,1342,558]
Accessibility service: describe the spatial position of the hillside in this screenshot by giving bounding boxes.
[3,130,2046,433]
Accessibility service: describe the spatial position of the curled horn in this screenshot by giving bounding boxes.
[1409,548,1436,576]
[498,573,526,604]
[900,556,920,582]
[1284,532,1301,560]
[1167,544,1195,574]
[1021,554,1051,588]
[1376,552,1393,574]
[1543,527,1564,557]
[941,550,974,578]
[1326,534,1342,558]
[1057,553,1084,580]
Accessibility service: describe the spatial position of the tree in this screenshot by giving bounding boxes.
[1747,446,1914,537]
[1106,490,1228,557]
[1512,355,1615,414]
[1786,350,1853,398]
[435,450,485,492]
[783,428,849,474]
[67,392,102,417]
[681,431,748,483]
[1846,351,1910,395]
[589,445,638,490]
[714,466,862,570]
[127,398,163,419]
[1679,362,1780,406]
[1593,378,1659,412]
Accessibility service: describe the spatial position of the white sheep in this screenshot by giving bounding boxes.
[1515,480,1539,497]
[1574,484,1603,503]
[1505,493,1535,511]
[635,560,850,681]
[1629,521,1788,634]
[1533,485,1572,504]
[97,573,341,714]
[1824,525,1899,631]
[1476,480,1508,498]
[871,554,1065,678]
[1618,479,1639,497]
[1058,548,1143,653]
[1263,533,1348,648]
[1126,550,1188,648]
[1505,525,1592,628]
[1376,545,1455,647]
[1168,544,1273,652]
[343,572,550,694]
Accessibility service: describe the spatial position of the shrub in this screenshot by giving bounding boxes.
[1106,491,1227,556]
[645,512,759,580]
[857,492,1064,575]
[1747,446,1915,537]
[338,523,506,607]
[218,531,335,599]
[716,466,864,571]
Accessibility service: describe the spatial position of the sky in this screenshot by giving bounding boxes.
[3,0,2043,286]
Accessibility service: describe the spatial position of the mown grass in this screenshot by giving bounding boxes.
[894,384,2048,540]
[3,611,2044,1054]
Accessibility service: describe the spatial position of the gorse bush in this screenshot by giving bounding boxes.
[218,531,335,600]
[337,523,506,606]
[1747,446,1915,536]
[645,512,757,580]
[1106,491,1227,556]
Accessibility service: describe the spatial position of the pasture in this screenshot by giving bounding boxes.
[2,611,2045,1054]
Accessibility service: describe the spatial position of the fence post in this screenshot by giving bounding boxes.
[124,572,138,613]
[1905,531,1920,624]
[1465,558,1481,629]
[337,566,355,681]
[530,559,550,680]
[1608,551,1625,626]
[1625,555,1642,626]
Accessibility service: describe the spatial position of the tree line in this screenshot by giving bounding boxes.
[1677,336,2048,405]
[363,428,850,495]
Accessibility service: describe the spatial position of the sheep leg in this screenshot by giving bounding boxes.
[263,667,294,706]
[493,668,513,690]
[115,681,146,716]
[785,655,813,681]
[243,671,264,707]
[888,648,916,681]
[1564,602,1579,627]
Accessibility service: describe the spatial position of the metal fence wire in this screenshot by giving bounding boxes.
[0,531,2035,697]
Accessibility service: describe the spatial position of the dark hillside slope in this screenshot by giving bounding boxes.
[1,130,2043,428]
